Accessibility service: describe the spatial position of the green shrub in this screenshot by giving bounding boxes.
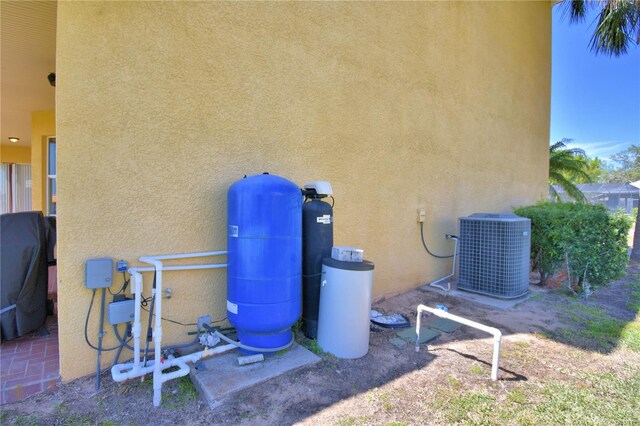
[514,202,632,291]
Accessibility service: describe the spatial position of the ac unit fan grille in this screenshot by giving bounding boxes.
[458,214,531,299]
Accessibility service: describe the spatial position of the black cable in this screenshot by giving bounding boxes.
[84,289,129,352]
[302,273,323,278]
[113,322,202,353]
[420,222,455,259]
[329,195,335,208]
[139,287,227,326]
[139,304,198,326]
[113,342,124,367]
[142,278,156,367]
[140,303,226,326]
[108,271,130,296]
[113,324,135,351]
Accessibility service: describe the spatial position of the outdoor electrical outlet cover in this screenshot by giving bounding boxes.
[417,208,426,223]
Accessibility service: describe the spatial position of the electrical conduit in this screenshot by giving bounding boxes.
[429,236,459,292]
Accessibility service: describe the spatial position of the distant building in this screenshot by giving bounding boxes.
[551,183,639,214]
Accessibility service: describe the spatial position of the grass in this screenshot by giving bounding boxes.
[469,364,484,375]
[508,341,535,364]
[298,337,324,355]
[334,416,372,426]
[5,415,39,426]
[431,276,640,425]
[446,375,462,389]
[550,291,640,352]
[437,370,640,425]
[162,376,199,409]
[626,278,640,312]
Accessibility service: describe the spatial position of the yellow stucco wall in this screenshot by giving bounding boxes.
[0,145,31,164]
[31,111,56,212]
[56,1,551,381]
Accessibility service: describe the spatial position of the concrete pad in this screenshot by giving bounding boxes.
[419,280,545,310]
[190,343,320,409]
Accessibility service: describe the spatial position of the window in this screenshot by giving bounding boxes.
[0,163,9,213]
[0,163,32,214]
[47,137,56,215]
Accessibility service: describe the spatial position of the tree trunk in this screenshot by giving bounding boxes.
[632,206,640,262]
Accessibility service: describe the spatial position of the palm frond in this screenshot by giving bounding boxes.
[590,0,640,56]
[549,139,590,202]
[550,172,588,202]
[559,1,640,56]
[564,0,589,23]
[549,184,561,202]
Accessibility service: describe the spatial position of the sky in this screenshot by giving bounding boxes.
[550,4,640,163]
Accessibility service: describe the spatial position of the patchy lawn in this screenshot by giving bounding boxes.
[2,265,639,425]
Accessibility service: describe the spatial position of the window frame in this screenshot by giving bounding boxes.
[46,137,57,216]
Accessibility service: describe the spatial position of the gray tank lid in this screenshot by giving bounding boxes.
[322,258,375,271]
[460,213,529,222]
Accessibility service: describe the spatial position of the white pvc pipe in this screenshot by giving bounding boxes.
[111,360,156,382]
[110,343,236,383]
[415,304,502,381]
[141,251,227,261]
[429,237,458,292]
[131,264,228,273]
[146,259,165,408]
[110,251,228,407]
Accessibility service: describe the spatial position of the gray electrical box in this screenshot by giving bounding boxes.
[85,258,113,289]
[108,299,135,324]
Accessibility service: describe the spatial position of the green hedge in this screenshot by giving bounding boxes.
[514,202,632,291]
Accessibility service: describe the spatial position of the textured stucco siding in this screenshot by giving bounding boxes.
[56,1,551,380]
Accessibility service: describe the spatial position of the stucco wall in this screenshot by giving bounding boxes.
[0,145,31,164]
[31,110,55,212]
[56,1,550,380]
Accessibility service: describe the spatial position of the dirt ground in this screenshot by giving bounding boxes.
[2,264,639,425]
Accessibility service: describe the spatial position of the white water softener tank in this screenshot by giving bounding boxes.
[317,258,375,359]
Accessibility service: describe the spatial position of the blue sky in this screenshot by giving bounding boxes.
[550,4,640,163]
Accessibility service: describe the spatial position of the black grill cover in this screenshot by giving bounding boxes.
[1,212,49,340]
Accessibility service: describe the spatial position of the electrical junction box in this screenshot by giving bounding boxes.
[116,260,128,272]
[85,258,113,289]
[108,299,135,324]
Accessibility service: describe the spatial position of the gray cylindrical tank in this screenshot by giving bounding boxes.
[317,258,374,359]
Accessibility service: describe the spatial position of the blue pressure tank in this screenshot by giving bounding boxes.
[227,173,302,350]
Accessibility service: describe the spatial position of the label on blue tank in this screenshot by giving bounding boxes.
[316,215,332,224]
[227,300,238,314]
[228,225,239,237]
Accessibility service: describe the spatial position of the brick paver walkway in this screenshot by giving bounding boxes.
[0,319,60,404]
